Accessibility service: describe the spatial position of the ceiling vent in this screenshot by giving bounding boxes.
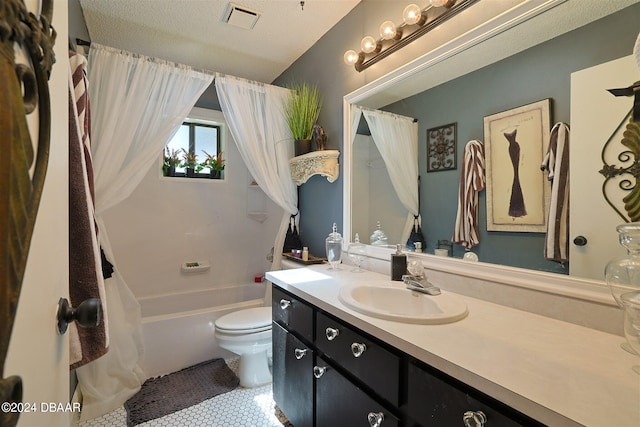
[223,3,261,30]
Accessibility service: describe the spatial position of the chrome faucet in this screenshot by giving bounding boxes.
[402,275,441,296]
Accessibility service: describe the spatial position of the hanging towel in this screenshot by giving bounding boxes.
[452,140,485,249]
[541,122,570,262]
[69,51,109,369]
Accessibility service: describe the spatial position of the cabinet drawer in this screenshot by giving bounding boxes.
[407,361,543,427]
[315,355,399,427]
[315,311,400,406]
[272,285,313,343]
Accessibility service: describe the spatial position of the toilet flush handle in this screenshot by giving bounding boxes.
[279,299,291,309]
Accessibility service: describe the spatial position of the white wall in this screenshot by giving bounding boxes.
[101,109,282,299]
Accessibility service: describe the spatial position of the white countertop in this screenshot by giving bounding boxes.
[266,265,640,427]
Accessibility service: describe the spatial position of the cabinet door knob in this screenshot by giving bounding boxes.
[351,342,367,357]
[573,235,587,246]
[294,348,307,360]
[325,327,340,341]
[313,365,327,378]
[279,299,291,309]
[463,410,487,427]
[367,411,384,427]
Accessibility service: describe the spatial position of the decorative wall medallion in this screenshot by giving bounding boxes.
[426,123,457,172]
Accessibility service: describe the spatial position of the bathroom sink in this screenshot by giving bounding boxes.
[338,284,468,324]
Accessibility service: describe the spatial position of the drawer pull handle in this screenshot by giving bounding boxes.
[325,327,340,341]
[294,348,307,359]
[279,299,291,310]
[367,411,384,427]
[313,365,327,378]
[463,410,487,427]
[351,342,367,357]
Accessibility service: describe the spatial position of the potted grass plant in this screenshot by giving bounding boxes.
[284,81,322,156]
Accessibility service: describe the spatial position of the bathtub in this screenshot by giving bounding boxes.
[139,284,265,377]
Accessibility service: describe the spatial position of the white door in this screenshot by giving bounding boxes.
[4,1,70,426]
[570,55,638,280]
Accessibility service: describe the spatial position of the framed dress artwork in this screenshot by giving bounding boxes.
[483,99,551,232]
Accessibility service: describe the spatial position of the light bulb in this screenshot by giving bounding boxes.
[379,21,397,40]
[360,36,378,54]
[403,4,422,25]
[343,50,360,65]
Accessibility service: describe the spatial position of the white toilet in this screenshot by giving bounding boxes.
[214,306,273,388]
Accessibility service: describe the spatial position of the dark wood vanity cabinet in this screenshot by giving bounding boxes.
[273,285,398,427]
[272,284,542,427]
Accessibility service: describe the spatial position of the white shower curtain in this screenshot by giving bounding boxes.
[361,108,420,243]
[77,43,213,420]
[215,74,297,304]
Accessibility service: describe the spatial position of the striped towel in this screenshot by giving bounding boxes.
[452,140,485,249]
[541,123,570,262]
[69,51,109,369]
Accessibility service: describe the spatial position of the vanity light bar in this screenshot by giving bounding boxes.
[345,0,479,72]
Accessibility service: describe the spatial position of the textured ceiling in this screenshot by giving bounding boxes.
[79,0,361,83]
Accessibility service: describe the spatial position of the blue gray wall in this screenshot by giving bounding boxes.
[274,2,640,273]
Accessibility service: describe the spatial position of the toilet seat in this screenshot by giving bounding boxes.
[215,307,272,335]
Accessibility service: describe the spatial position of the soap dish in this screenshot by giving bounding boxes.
[181,261,211,273]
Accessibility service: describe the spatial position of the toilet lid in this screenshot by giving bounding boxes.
[215,307,272,332]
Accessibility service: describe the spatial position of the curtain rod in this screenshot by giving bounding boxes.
[356,104,418,123]
[82,40,215,76]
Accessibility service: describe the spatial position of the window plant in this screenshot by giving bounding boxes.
[181,148,201,176]
[163,147,181,176]
[201,150,225,179]
[283,81,322,156]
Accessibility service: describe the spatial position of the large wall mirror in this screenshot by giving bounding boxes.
[343,0,640,294]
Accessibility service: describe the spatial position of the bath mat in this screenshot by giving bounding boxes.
[124,358,239,426]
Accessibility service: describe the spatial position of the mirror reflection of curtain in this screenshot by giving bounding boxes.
[357,107,419,244]
[215,74,297,304]
[78,43,214,421]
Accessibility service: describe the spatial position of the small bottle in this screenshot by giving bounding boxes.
[391,244,407,281]
[302,247,309,261]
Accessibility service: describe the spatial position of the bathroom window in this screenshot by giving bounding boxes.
[163,112,224,179]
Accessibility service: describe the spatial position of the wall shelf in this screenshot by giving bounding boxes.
[289,150,340,185]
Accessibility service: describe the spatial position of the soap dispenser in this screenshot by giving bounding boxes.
[391,244,407,281]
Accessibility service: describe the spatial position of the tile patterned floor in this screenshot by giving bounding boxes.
[75,359,290,427]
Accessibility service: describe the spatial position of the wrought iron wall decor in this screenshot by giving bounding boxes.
[599,102,640,223]
[0,1,56,426]
[426,122,457,172]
